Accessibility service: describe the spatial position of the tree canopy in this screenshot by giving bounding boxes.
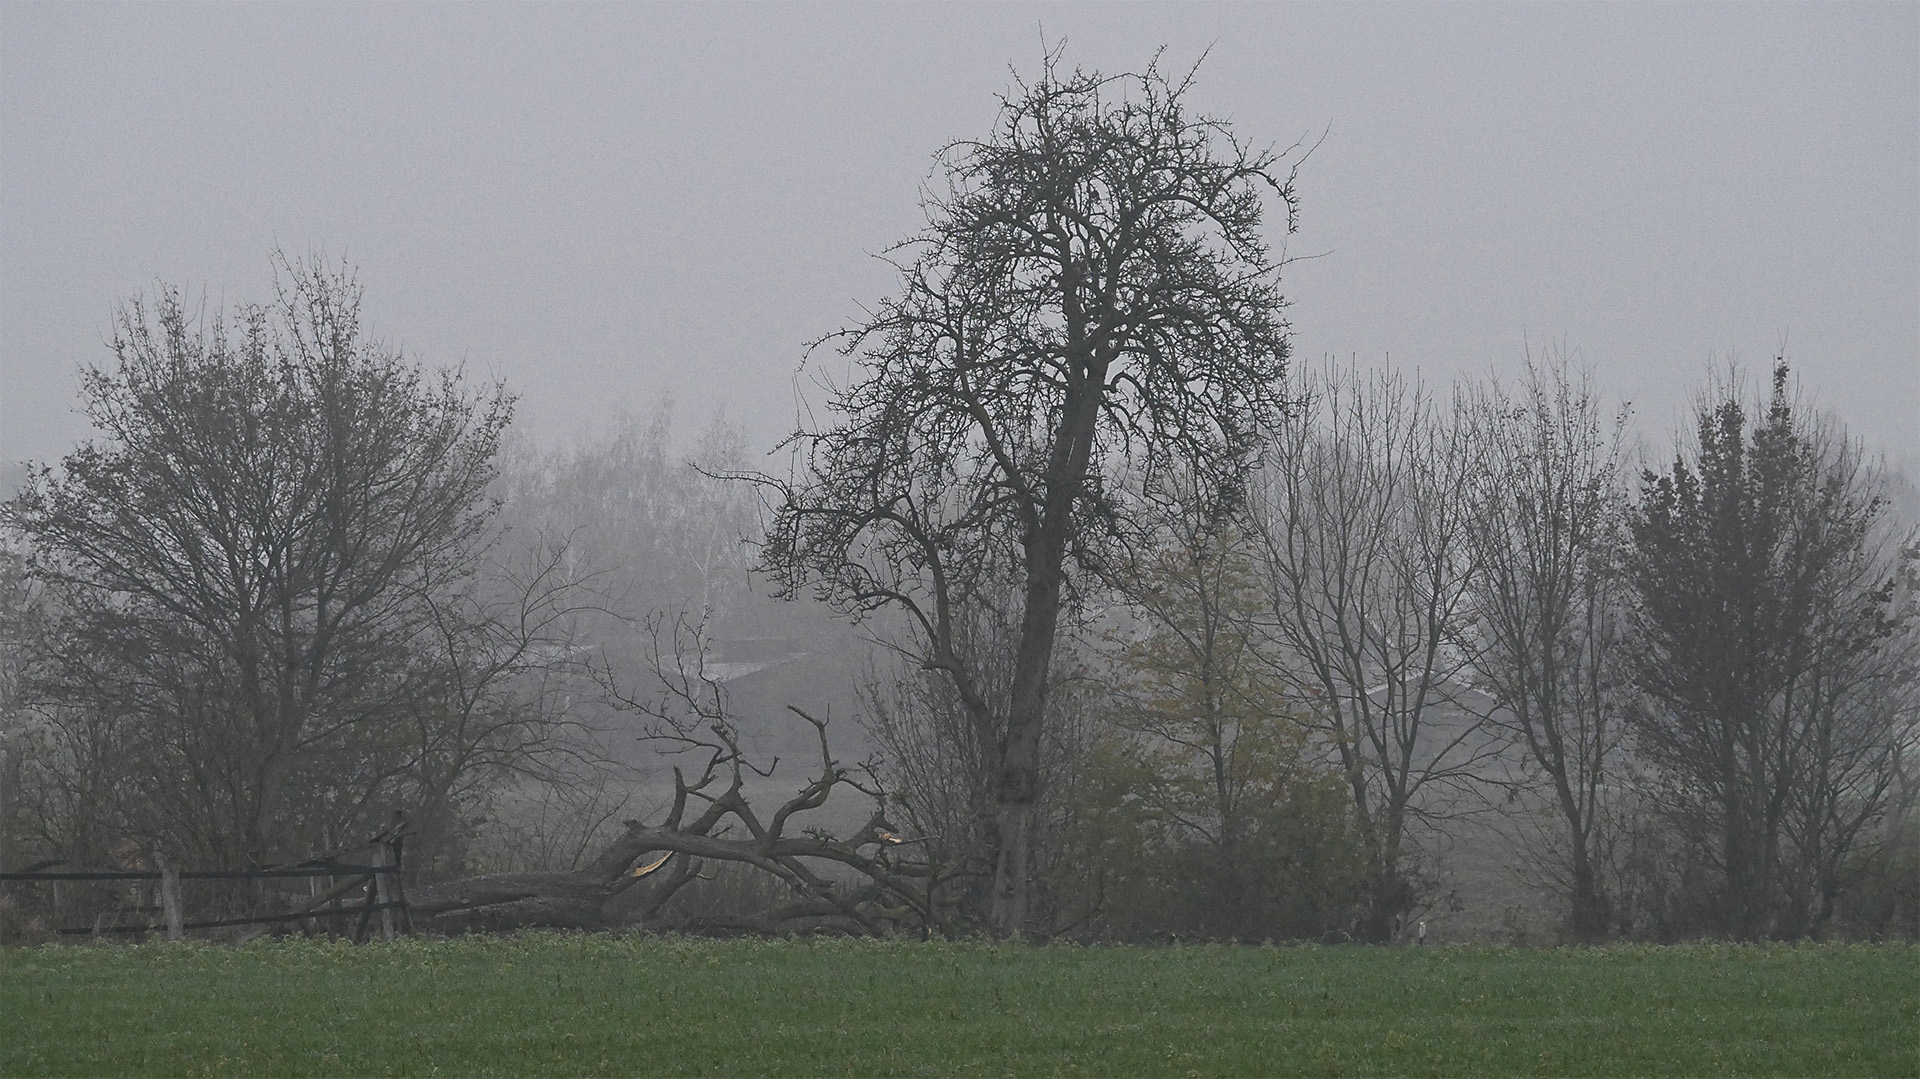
[760,53,1303,935]
[4,257,540,870]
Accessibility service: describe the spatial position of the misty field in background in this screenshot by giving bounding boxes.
[4,937,1913,1077]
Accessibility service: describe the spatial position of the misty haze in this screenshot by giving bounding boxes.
[2,5,1914,1076]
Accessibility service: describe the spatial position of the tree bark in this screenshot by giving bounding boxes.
[405,821,670,934]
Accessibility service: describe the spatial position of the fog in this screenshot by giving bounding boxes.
[3,4,1914,478]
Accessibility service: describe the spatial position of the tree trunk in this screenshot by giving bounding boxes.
[988,598,1054,938]
[1552,762,1609,943]
[407,872,614,934]
[1358,864,1407,944]
[1568,846,1608,943]
[406,823,666,934]
[988,800,1035,936]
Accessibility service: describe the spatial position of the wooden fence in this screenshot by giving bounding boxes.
[0,835,409,943]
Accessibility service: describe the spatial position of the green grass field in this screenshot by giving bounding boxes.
[1,936,1913,1077]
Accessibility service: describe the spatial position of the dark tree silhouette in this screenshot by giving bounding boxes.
[758,53,1301,936]
[4,256,553,870]
[1626,361,1914,939]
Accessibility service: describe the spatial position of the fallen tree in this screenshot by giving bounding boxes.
[411,614,969,936]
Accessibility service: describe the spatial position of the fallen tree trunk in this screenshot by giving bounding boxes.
[406,818,687,934]
[406,811,919,936]
[407,872,616,934]
[407,615,960,937]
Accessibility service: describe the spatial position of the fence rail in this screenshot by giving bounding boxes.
[0,864,390,882]
[66,901,408,936]
[1,838,408,943]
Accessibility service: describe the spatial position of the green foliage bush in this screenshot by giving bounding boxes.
[1049,525,1368,942]
[1057,730,1365,941]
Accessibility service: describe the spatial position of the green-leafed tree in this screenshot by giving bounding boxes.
[0,536,43,875]
[1056,507,1362,941]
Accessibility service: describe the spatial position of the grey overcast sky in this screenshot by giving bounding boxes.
[3,2,1915,474]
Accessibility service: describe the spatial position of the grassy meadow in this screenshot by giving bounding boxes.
[1,936,1913,1077]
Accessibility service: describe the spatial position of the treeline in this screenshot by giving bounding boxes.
[3,54,1915,945]
[867,356,1917,945]
[742,54,1917,943]
[0,258,1912,945]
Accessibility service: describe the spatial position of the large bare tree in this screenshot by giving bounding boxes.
[758,53,1301,936]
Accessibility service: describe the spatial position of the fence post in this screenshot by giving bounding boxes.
[159,864,183,942]
[373,841,397,941]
